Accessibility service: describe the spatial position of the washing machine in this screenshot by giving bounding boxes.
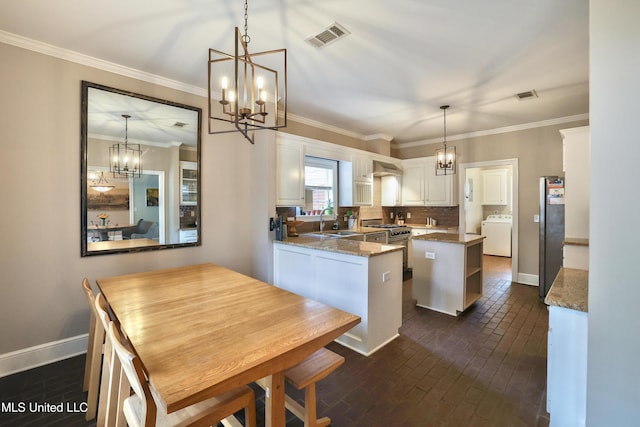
[481,214,512,257]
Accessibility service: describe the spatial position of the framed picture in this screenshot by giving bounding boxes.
[146,188,159,206]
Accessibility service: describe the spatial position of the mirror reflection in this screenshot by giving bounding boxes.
[81,81,201,256]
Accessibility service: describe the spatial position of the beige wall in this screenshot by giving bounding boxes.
[0,42,264,354]
[392,120,589,276]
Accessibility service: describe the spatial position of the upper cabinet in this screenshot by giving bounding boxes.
[180,161,198,206]
[339,154,373,206]
[401,157,456,206]
[481,169,508,205]
[276,137,305,207]
[381,175,402,206]
[352,156,373,183]
[561,126,590,239]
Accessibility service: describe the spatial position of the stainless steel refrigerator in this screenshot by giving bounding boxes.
[539,177,565,301]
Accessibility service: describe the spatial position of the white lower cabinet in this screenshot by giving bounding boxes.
[273,242,402,356]
[547,305,587,426]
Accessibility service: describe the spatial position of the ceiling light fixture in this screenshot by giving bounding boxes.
[109,114,142,178]
[208,0,287,144]
[435,105,456,176]
[89,171,115,193]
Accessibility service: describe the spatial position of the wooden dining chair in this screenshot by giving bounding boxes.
[256,347,345,427]
[95,292,129,427]
[106,321,257,427]
[81,278,104,421]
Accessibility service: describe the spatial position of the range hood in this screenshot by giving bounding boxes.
[372,160,402,176]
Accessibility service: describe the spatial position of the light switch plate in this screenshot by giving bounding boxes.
[425,252,436,259]
[534,214,540,223]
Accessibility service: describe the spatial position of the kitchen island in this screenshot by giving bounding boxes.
[412,233,485,316]
[273,235,403,356]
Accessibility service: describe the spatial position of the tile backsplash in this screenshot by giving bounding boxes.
[276,205,459,232]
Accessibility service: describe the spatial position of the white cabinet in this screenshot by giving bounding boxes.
[179,229,197,243]
[412,236,484,316]
[547,305,587,426]
[352,155,373,182]
[273,242,402,356]
[481,169,508,205]
[339,156,373,206]
[561,126,590,239]
[276,138,305,207]
[401,157,455,206]
[179,161,198,206]
[381,175,401,206]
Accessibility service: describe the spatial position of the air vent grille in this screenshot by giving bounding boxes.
[515,90,538,101]
[305,22,351,48]
[172,121,188,128]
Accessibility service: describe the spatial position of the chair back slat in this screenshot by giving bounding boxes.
[108,322,157,426]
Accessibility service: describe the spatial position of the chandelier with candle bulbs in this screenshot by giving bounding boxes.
[435,105,456,175]
[208,0,287,143]
[109,114,142,178]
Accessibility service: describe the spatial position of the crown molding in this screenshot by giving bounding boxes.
[0,30,207,97]
[1,30,589,147]
[1,30,367,141]
[392,114,590,148]
[286,112,365,140]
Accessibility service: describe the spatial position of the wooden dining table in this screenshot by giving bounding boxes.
[96,263,360,427]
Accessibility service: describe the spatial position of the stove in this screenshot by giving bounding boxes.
[360,219,411,271]
[363,223,411,239]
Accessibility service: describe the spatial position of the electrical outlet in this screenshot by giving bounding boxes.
[534,214,540,223]
[425,252,436,259]
[406,212,411,219]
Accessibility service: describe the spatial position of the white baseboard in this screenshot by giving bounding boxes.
[0,334,88,378]
[517,273,539,286]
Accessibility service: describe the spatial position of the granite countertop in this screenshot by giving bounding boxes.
[412,233,485,245]
[564,237,589,246]
[274,235,403,257]
[545,267,589,312]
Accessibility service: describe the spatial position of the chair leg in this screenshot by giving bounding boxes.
[85,326,104,421]
[83,314,96,391]
[303,384,330,427]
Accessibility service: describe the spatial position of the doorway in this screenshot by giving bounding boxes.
[458,159,518,283]
[129,170,165,243]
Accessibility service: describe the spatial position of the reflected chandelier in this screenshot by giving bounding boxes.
[110,114,142,178]
[435,105,456,175]
[89,171,115,193]
[208,0,287,144]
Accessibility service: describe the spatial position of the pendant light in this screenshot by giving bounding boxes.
[109,114,142,178]
[435,105,456,175]
[89,171,115,193]
[208,0,287,144]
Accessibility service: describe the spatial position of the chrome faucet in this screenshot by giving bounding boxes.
[319,208,332,233]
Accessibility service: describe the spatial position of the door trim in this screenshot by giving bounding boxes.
[458,159,519,283]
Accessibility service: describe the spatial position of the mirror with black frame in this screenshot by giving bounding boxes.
[81,81,201,256]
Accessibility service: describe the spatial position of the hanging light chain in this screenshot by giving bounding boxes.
[242,0,251,44]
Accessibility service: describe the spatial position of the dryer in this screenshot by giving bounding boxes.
[481,214,512,257]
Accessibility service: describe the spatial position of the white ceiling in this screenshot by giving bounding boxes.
[0,0,589,144]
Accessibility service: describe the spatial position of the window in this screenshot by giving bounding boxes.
[301,156,337,216]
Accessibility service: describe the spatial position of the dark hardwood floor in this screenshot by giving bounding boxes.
[0,256,550,426]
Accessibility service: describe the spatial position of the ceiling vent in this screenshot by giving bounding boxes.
[305,22,351,48]
[515,90,538,101]
[172,121,188,128]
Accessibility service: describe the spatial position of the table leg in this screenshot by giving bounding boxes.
[264,371,286,427]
